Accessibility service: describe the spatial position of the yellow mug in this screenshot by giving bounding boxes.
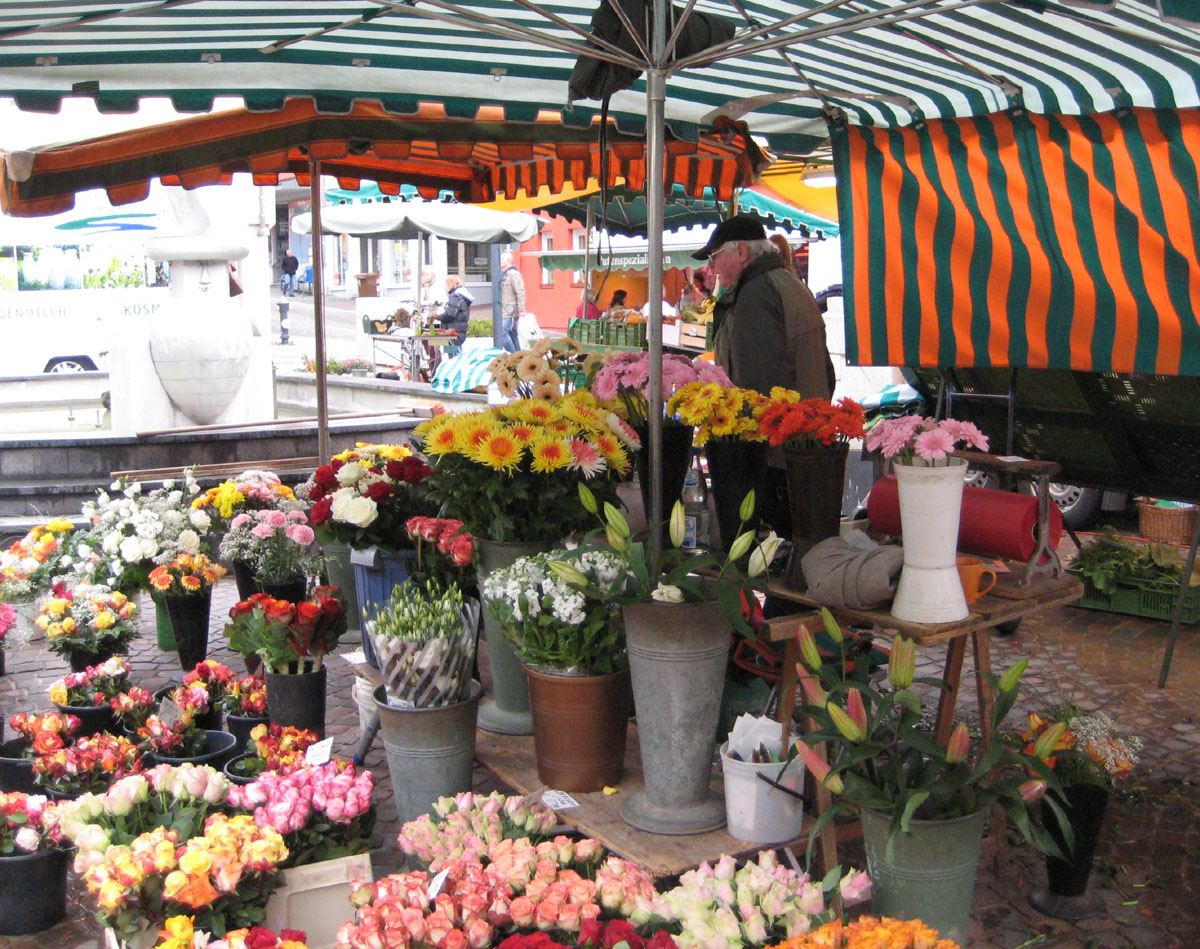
[956,555,998,605]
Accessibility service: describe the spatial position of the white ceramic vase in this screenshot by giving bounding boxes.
[890,458,969,624]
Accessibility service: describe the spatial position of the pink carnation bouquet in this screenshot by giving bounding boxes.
[864,415,989,466]
[590,353,731,428]
[219,509,321,586]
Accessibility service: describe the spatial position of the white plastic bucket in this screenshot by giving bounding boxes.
[353,675,377,737]
[720,740,806,844]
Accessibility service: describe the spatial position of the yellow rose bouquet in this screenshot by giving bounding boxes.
[37,583,139,661]
[414,392,633,543]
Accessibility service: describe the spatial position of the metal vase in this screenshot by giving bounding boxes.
[860,807,987,947]
[620,599,729,835]
[475,538,554,735]
[373,681,483,827]
[890,459,970,623]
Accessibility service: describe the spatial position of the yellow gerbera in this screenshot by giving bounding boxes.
[528,435,571,472]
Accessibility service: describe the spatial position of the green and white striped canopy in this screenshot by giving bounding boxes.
[0,1,1196,155]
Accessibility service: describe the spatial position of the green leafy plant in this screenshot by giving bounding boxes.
[466,317,493,337]
[1068,527,1193,592]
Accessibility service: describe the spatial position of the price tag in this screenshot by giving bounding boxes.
[996,455,1027,463]
[158,697,184,728]
[426,867,451,900]
[341,650,367,666]
[540,789,580,810]
[305,737,334,765]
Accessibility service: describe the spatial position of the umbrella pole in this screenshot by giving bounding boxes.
[645,31,668,564]
[309,158,332,462]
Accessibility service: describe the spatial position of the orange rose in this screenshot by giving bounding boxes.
[31,731,64,755]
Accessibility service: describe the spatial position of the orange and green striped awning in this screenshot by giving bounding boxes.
[835,107,1200,377]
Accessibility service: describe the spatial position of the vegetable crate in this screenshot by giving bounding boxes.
[1071,574,1200,624]
[567,317,602,346]
[606,322,648,348]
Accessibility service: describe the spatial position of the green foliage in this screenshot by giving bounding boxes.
[1069,527,1189,591]
[83,258,146,289]
[466,317,493,337]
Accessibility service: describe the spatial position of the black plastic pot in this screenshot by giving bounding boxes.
[222,752,261,786]
[65,645,118,673]
[256,576,308,603]
[0,848,69,935]
[232,560,258,601]
[53,702,117,738]
[163,590,212,671]
[144,729,238,771]
[153,684,223,731]
[225,713,268,754]
[266,666,327,739]
[0,738,37,794]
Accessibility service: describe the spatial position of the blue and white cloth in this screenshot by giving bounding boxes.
[431,346,505,394]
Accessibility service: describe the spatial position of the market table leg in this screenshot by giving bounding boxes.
[934,635,967,745]
[971,628,995,748]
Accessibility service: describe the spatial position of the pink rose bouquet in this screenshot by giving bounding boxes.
[0,791,66,855]
[405,516,476,589]
[864,415,989,466]
[226,761,376,866]
[397,791,559,870]
[48,655,130,707]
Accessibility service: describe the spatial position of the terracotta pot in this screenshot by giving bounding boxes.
[525,666,632,792]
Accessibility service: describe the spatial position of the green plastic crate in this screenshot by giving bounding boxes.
[567,317,600,345]
[608,322,648,348]
[1070,574,1200,623]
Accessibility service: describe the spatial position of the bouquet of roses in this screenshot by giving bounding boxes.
[226,761,376,866]
[590,351,732,428]
[82,814,289,942]
[233,723,321,778]
[110,686,158,732]
[483,835,606,893]
[577,920,680,949]
[7,711,81,758]
[397,791,560,870]
[224,588,347,673]
[138,701,213,757]
[0,518,76,601]
[192,469,301,522]
[757,390,867,449]
[0,791,66,855]
[49,655,131,707]
[148,553,227,597]
[73,471,213,592]
[183,659,236,706]
[414,392,631,542]
[219,509,322,586]
[58,764,231,873]
[221,674,268,718]
[33,731,143,796]
[666,382,771,445]
[303,444,436,554]
[155,917,309,949]
[771,916,958,949]
[37,583,139,659]
[404,516,475,589]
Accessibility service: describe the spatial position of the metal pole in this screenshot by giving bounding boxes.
[309,158,331,463]
[583,196,595,310]
[1158,511,1200,687]
[645,0,668,564]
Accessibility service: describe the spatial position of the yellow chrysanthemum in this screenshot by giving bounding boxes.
[508,422,538,445]
[472,432,523,471]
[528,435,571,472]
[594,433,631,476]
[518,400,560,425]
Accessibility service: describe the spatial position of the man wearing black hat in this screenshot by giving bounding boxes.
[694,215,836,541]
[693,215,834,399]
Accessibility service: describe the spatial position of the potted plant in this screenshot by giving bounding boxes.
[32,731,143,798]
[666,381,772,551]
[365,578,482,826]
[413,392,630,735]
[37,582,139,670]
[755,391,867,584]
[0,713,80,794]
[303,444,436,665]
[135,679,237,769]
[549,484,781,835]
[109,686,158,738]
[219,509,321,603]
[482,548,632,791]
[792,609,1066,945]
[0,791,71,935]
[590,351,731,537]
[1021,707,1143,919]
[81,814,289,946]
[47,656,131,736]
[223,723,321,785]
[148,553,228,670]
[864,415,990,623]
[220,674,269,750]
[223,587,348,739]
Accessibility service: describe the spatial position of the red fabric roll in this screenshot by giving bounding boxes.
[867,475,1063,561]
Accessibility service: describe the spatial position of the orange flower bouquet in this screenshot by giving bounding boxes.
[758,390,866,449]
[148,554,227,597]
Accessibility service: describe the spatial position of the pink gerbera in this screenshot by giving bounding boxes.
[913,426,956,461]
[566,439,606,477]
[939,419,989,452]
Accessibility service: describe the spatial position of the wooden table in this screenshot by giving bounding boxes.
[762,568,1084,877]
[474,724,856,879]
[370,333,457,380]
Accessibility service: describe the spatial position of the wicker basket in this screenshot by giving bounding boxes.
[1137,501,1199,545]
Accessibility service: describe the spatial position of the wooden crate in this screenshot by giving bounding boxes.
[678,322,711,349]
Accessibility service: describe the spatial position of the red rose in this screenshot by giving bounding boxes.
[279,932,307,945]
[330,458,345,474]
[294,601,322,625]
[579,919,605,948]
[385,459,407,480]
[313,464,337,490]
[243,927,280,949]
[396,456,431,484]
[645,933,678,949]
[263,599,295,623]
[32,731,64,755]
[365,481,393,501]
[602,921,641,949]
[309,497,332,525]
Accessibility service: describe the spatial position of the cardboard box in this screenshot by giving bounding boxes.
[264,852,373,949]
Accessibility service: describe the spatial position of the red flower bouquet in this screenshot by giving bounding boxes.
[223,588,348,674]
[758,392,866,448]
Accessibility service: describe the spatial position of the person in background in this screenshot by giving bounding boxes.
[606,288,628,313]
[280,249,299,297]
[679,272,710,309]
[419,270,448,319]
[576,290,602,321]
[437,275,474,354]
[643,290,678,319]
[498,251,525,352]
[770,233,798,275]
[693,215,835,538]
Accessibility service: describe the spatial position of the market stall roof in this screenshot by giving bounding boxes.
[0,2,1194,156]
[291,199,542,244]
[0,99,770,217]
[538,183,839,239]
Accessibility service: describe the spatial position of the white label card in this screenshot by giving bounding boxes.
[158,697,184,728]
[305,737,334,765]
[427,867,451,900]
[996,455,1027,463]
[341,650,367,665]
[540,789,580,810]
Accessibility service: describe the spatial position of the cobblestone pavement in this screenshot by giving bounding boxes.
[2,541,1198,948]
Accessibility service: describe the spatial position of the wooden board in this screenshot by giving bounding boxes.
[474,724,819,879]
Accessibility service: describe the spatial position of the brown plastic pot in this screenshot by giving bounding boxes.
[524,665,632,792]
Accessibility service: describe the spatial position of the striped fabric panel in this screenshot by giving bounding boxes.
[836,107,1200,376]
